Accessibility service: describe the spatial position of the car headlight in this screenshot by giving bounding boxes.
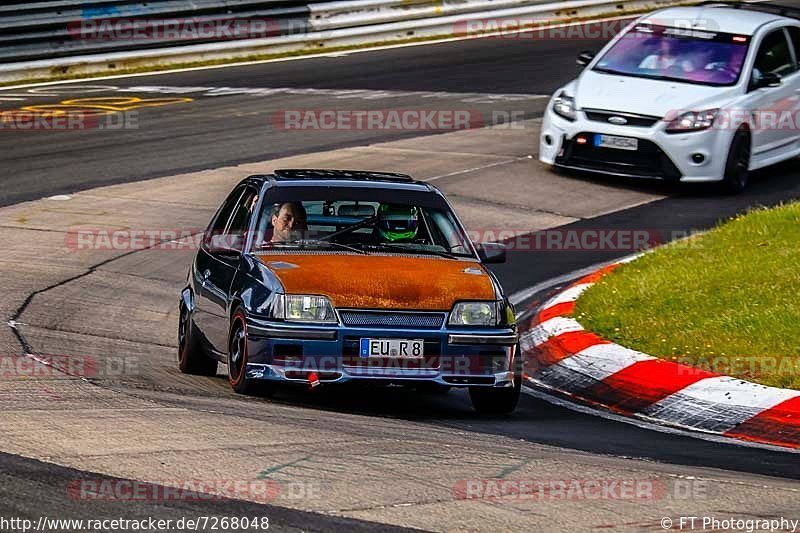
[273,294,337,324]
[449,301,504,327]
[552,92,577,121]
[665,109,718,133]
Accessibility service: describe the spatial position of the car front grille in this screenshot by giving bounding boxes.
[583,109,661,128]
[556,132,682,180]
[339,311,445,329]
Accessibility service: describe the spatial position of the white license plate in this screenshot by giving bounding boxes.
[360,338,424,358]
[594,134,638,151]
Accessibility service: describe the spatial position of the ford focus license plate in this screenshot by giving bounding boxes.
[594,134,638,151]
[360,338,424,358]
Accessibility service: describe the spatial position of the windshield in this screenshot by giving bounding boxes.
[593,24,750,86]
[249,198,476,258]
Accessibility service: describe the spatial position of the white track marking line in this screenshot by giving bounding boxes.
[425,156,530,182]
[542,282,593,307]
[509,254,635,307]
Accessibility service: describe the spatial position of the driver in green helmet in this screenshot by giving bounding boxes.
[377,204,420,242]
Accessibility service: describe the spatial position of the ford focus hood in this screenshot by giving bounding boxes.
[257,253,496,310]
[574,70,733,118]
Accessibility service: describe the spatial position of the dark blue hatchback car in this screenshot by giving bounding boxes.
[178,169,521,413]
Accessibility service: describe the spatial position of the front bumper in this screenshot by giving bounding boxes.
[538,107,733,182]
[243,316,519,388]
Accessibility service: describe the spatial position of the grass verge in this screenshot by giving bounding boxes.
[574,202,800,390]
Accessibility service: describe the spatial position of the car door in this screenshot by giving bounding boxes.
[744,27,800,159]
[194,185,258,353]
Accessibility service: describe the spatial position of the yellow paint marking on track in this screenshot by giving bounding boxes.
[21,96,193,115]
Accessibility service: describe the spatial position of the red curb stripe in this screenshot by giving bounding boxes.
[537,301,575,324]
[724,396,800,448]
[577,360,719,414]
[533,331,609,367]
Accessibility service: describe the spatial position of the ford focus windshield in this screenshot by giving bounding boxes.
[593,24,750,86]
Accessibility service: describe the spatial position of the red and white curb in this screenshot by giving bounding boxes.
[519,261,800,450]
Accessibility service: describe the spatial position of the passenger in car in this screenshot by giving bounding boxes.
[639,38,695,72]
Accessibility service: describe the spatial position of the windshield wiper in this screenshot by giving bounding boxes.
[259,239,367,255]
[363,243,461,260]
[593,66,627,76]
[593,67,699,85]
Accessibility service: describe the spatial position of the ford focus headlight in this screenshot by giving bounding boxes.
[665,109,718,133]
[273,294,337,323]
[552,92,577,121]
[449,301,501,327]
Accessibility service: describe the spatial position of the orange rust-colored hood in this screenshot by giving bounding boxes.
[256,253,496,310]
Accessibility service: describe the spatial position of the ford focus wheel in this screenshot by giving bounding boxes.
[721,129,751,194]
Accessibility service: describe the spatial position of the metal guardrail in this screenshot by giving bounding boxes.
[308,0,563,30]
[0,0,692,83]
[0,1,322,63]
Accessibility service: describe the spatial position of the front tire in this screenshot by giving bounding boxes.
[228,309,275,397]
[178,301,217,376]
[721,129,751,194]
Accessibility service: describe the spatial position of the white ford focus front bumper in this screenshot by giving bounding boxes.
[539,105,734,183]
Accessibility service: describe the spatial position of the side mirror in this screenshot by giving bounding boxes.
[577,50,596,67]
[477,242,506,264]
[755,71,782,89]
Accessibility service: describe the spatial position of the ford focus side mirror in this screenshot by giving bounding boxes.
[755,71,782,89]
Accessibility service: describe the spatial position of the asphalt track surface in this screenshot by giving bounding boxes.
[1,14,800,531]
[0,27,593,207]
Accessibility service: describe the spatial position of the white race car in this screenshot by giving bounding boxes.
[539,2,800,192]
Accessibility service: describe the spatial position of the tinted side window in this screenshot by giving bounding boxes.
[754,29,794,78]
[209,187,245,234]
[204,186,250,251]
[224,187,259,250]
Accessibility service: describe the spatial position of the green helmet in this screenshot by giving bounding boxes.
[378,204,419,242]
